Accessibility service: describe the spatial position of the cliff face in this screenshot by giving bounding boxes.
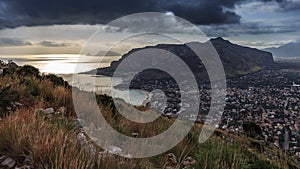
[94,37,275,79]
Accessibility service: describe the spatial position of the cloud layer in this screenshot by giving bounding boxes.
[0,38,32,46]
[0,0,246,28]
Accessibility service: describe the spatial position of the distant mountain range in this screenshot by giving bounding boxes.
[87,51,121,56]
[264,42,300,57]
[85,37,276,80]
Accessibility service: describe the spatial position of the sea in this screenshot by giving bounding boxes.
[1,54,148,106]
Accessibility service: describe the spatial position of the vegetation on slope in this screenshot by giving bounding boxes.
[0,61,297,169]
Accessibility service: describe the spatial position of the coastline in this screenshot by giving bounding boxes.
[141,90,153,107]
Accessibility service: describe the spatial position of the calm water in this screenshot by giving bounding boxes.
[0,54,120,74]
[1,54,148,105]
[61,74,148,106]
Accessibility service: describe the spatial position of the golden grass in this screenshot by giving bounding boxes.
[0,110,94,169]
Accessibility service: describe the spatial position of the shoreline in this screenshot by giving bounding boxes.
[141,90,153,107]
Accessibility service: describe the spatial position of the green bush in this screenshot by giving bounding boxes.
[18,65,40,77]
[43,74,70,87]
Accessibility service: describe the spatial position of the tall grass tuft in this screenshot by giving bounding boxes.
[0,110,94,169]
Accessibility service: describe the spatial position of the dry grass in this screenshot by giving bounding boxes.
[0,68,74,116]
[0,109,94,169]
[0,64,297,169]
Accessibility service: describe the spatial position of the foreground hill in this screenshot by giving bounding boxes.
[88,37,276,80]
[0,61,297,169]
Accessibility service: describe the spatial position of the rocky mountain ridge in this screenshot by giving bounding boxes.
[88,37,276,80]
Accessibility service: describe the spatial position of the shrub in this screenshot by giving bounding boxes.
[43,74,70,87]
[243,122,262,138]
[18,65,40,77]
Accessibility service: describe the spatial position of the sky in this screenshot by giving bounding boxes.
[0,0,300,55]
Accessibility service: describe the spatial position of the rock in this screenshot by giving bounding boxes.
[15,165,31,169]
[107,146,122,155]
[77,132,88,146]
[13,102,23,106]
[0,155,7,162]
[123,154,133,159]
[6,107,12,111]
[0,157,16,168]
[43,108,54,114]
[163,153,177,169]
[34,108,55,117]
[77,132,96,156]
[182,156,196,167]
[131,133,139,137]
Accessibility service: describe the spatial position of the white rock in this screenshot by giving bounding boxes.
[123,154,133,159]
[0,69,3,75]
[107,145,122,155]
[1,157,16,168]
[43,108,54,114]
[183,156,196,167]
[0,155,7,162]
[77,132,88,146]
[14,102,23,106]
[15,165,31,169]
[131,133,139,137]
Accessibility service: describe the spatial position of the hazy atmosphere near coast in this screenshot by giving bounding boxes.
[1,0,300,169]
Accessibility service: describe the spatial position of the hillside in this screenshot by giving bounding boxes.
[88,37,276,80]
[0,61,298,169]
[264,42,300,57]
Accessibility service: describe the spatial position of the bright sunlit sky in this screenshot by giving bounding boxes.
[0,0,300,55]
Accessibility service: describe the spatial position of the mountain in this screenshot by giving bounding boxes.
[264,42,300,57]
[87,51,121,56]
[87,37,275,80]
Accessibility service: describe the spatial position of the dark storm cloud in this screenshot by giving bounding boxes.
[0,0,244,28]
[157,0,243,25]
[0,38,32,46]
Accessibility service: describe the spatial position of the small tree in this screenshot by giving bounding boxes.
[243,122,262,138]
